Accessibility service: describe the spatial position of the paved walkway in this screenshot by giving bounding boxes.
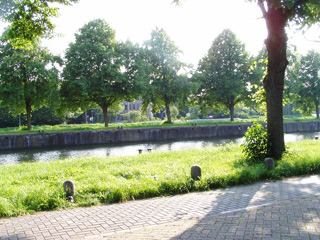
[1,175,320,240]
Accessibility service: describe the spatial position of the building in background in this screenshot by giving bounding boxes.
[122,100,153,120]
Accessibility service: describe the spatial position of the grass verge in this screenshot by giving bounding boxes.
[0,139,320,217]
[0,116,319,135]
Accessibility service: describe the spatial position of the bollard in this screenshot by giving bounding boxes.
[63,180,75,197]
[191,165,201,180]
[138,149,143,154]
[264,158,274,170]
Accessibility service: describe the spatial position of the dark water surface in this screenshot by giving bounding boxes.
[0,132,318,165]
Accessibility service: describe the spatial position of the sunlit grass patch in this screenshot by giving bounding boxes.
[0,140,320,217]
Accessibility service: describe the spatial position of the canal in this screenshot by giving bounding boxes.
[0,132,318,165]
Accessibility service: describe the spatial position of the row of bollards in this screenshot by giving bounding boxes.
[63,160,275,202]
[138,149,152,154]
[191,158,275,182]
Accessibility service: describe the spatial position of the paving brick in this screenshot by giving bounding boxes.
[1,175,320,239]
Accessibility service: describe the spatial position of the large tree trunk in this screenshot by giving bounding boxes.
[315,100,319,119]
[263,7,288,158]
[229,97,235,122]
[26,100,32,130]
[102,105,109,127]
[165,103,171,123]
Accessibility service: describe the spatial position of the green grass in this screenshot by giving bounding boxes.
[1,139,320,217]
[0,116,319,135]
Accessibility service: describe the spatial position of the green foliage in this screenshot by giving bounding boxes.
[61,19,144,127]
[190,106,200,119]
[1,140,320,217]
[0,37,61,130]
[32,107,65,126]
[247,0,320,27]
[0,106,23,128]
[241,122,270,163]
[128,110,142,122]
[141,28,191,122]
[234,105,260,119]
[106,104,125,123]
[169,106,179,119]
[0,0,79,48]
[194,29,250,121]
[291,50,320,118]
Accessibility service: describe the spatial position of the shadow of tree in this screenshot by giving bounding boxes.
[171,174,320,239]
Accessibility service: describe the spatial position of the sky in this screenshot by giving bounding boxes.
[0,0,319,67]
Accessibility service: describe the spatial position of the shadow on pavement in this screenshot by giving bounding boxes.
[172,174,320,239]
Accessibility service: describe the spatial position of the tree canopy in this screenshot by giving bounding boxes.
[141,28,191,123]
[292,50,320,118]
[61,19,144,127]
[0,36,61,130]
[247,0,320,157]
[0,0,79,48]
[173,0,320,157]
[194,29,250,121]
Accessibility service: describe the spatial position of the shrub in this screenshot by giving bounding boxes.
[241,122,270,163]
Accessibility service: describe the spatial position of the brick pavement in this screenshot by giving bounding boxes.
[1,175,320,240]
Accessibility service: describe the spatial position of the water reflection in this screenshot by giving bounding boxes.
[0,132,318,165]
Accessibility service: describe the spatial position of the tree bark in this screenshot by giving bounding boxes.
[229,97,235,122]
[26,100,32,130]
[263,7,288,158]
[165,103,171,122]
[102,105,109,127]
[315,100,319,119]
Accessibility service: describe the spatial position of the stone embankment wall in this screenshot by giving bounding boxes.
[0,121,319,150]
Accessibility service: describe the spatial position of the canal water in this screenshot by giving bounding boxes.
[0,132,319,165]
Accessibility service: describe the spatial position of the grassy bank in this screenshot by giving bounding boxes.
[0,116,318,135]
[1,140,320,217]
[0,119,251,135]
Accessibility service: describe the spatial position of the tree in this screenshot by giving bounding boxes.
[61,19,143,127]
[248,0,320,157]
[127,110,142,122]
[0,0,78,48]
[0,35,61,130]
[293,50,320,118]
[170,105,179,119]
[142,28,191,123]
[194,29,250,121]
[173,0,320,157]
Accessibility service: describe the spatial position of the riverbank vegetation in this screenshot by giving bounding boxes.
[0,139,320,217]
[0,116,319,135]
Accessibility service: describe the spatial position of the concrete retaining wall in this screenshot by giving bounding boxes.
[0,121,319,150]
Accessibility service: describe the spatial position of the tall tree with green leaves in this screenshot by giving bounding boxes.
[0,0,78,48]
[173,0,320,157]
[61,19,144,127]
[293,50,320,118]
[194,29,250,121]
[247,0,320,157]
[142,28,190,123]
[0,35,61,130]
